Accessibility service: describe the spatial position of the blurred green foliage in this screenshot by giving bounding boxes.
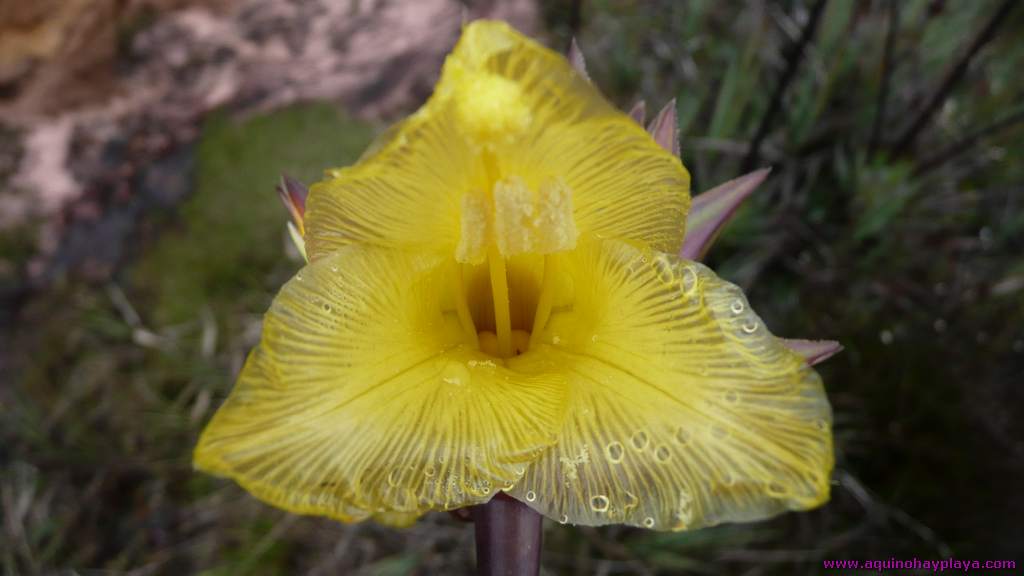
[4,1,1024,574]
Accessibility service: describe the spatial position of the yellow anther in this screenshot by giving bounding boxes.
[493,177,578,258]
[455,177,578,264]
[456,194,489,265]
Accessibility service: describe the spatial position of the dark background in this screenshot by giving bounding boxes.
[1,0,1022,574]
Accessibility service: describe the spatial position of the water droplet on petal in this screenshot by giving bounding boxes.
[679,265,698,296]
[767,482,787,496]
[730,300,745,314]
[424,466,435,477]
[675,428,691,445]
[724,390,739,404]
[623,490,639,510]
[441,361,470,386]
[605,441,624,463]
[654,445,671,463]
[643,517,655,528]
[387,469,400,487]
[631,431,649,451]
[559,514,569,524]
[526,490,537,502]
[741,320,758,334]
[590,495,609,512]
[654,255,674,284]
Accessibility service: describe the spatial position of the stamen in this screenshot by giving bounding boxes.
[528,255,557,349]
[452,263,479,347]
[488,246,513,358]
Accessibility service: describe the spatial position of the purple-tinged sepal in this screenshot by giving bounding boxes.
[277,174,309,261]
[277,174,309,233]
[782,338,843,366]
[680,168,770,261]
[568,37,589,81]
[628,100,646,125]
[647,99,679,156]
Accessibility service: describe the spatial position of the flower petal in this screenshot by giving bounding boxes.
[680,168,770,261]
[304,20,690,261]
[195,247,567,520]
[507,240,833,530]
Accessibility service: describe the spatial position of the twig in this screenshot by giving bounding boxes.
[471,493,543,576]
[868,0,900,156]
[741,0,829,172]
[890,0,1017,156]
[912,104,1024,175]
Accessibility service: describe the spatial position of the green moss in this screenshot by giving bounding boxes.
[133,104,373,326]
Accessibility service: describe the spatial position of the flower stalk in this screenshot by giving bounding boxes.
[472,494,543,576]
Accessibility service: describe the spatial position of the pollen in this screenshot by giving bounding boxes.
[455,176,579,264]
[453,71,532,144]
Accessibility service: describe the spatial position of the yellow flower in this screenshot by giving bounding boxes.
[194,20,833,531]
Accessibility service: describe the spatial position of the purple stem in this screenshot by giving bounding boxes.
[471,493,543,576]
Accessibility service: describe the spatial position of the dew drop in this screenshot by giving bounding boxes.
[387,469,400,487]
[730,300,745,314]
[424,466,435,477]
[605,441,624,463]
[590,494,609,512]
[741,320,758,334]
[724,390,739,404]
[675,427,691,445]
[722,472,735,486]
[679,265,698,296]
[767,482,787,496]
[330,265,339,273]
[654,255,674,284]
[814,419,828,431]
[631,431,649,451]
[623,490,639,510]
[654,445,671,463]
[643,517,655,528]
[559,514,569,524]
[590,334,599,343]
[442,361,470,387]
[526,490,537,502]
